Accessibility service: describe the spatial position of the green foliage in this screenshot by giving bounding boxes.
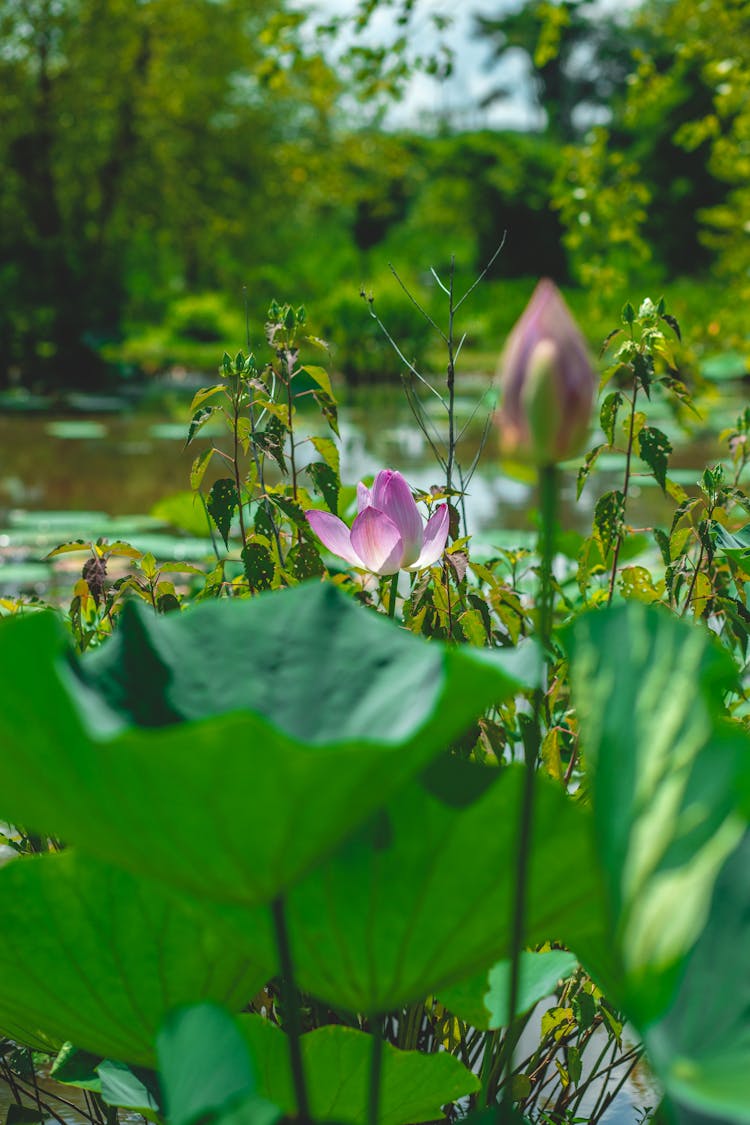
[240,1016,480,1125]
[0,852,269,1064]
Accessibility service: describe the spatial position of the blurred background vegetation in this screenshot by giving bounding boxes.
[1,0,748,391]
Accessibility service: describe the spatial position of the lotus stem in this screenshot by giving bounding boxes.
[388,571,399,619]
[271,896,310,1122]
[499,463,558,1119]
[367,1015,384,1125]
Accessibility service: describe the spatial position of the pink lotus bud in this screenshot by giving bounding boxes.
[496,280,597,466]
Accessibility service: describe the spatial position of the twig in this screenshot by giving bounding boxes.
[454,236,507,312]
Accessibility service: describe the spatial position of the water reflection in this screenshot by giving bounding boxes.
[0,381,732,594]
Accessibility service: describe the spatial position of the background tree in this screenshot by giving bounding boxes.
[475,0,638,141]
[0,0,337,389]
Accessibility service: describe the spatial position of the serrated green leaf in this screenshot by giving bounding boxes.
[286,541,324,580]
[593,490,625,555]
[600,391,623,446]
[207,478,239,548]
[301,365,333,398]
[306,462,339,515]
[309,436,339,476]
[190,448,215,491]
[241,541,274,591]
[189,385,225,416]
[638,426,672,491]
[186,406,218,447]
[577,445,604,499]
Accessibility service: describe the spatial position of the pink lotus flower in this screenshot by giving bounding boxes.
[306,470,449,575]
[496,279,597,466]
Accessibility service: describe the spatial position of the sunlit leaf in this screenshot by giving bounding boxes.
[565,604,748,1025]
[0,584,531,906]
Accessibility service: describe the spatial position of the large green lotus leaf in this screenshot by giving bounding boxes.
[565,603,748,1026]
[262,758,612,1014]
[74,583,533,743]
[439,950,578,1030]
[0,851,272,1066]
[239,1014,480,1125]
[0,586,530,904]
[646,832,750,1124]
[158,1004,279,1125]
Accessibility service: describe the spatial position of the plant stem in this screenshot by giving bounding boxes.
[446,255,456,495]
[607,383,639,605]
[388,571,399,619]
[681,542,706,617]
[500,464,557,1121]
[367,1016,384,1125]
[271,896,310,1123]
[232,385,248,549]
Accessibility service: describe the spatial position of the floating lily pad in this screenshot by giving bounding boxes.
[701,352,748,382]
[45,421,109,440]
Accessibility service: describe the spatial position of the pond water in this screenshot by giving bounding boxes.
[0,373,738,598]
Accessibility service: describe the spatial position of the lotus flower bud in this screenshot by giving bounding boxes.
[496,279,597,466]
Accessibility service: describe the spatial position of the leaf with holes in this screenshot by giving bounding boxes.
[207,479,239,548]
[306,462,339,515]
[286,541,324,581]
[593,491,625,555]
[639,426,672,491]
[600,391,623,446]
[256,417,287,474]
[241,542,274,591]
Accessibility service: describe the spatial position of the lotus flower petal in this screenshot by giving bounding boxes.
[350,508,404,575]
[357,481,372,512]
[305,510,363,568]
[372,470,423,566]
[407,504,449,571]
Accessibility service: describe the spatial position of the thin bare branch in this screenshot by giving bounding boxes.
[453,331,468,363]
[454,235,507,312]
[430,266,450,296]
[464,412,495,487]
[388,263,448,342]
[403,377,448,470]
[364,294,446,408]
